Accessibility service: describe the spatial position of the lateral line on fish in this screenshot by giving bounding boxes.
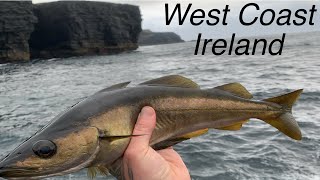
[156,109,281,112]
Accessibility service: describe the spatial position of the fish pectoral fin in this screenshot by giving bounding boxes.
[215,120,249,131]
[214,83,253,99]
[95,81,131,94]
[87,167,97,179]
[152,128,208,150]
[87,165,109,179]
[139,75,199,88]
[108,158,125,180]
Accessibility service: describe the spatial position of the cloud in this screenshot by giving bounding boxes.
[32,0,320,40]
[141,1,320,40]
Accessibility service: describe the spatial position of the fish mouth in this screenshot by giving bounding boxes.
[0,165,66,179]
[0,141,101,179]
[0,167,41,179]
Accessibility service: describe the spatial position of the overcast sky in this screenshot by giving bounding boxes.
[32,0,320,40]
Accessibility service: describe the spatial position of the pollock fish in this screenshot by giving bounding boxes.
[0,75,303,179]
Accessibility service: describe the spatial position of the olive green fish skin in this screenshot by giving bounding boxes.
[0,77,301,179]
[87,86,282,165]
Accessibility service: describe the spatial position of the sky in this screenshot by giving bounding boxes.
[32,0,320,40]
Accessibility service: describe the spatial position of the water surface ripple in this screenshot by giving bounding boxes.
[0,32,319,180]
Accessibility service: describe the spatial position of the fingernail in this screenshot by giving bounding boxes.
[141,107,154,117]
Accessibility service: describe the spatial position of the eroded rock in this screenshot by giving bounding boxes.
[29,1,142,59]
[0,1,37,63]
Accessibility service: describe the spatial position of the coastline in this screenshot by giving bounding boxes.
[0,1,142,64]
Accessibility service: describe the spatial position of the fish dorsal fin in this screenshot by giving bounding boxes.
[215,120,249,131]
[140,75,199,88]
[214,83,253,99]
[96,82,130,94]
[87,166,109,179]
[152,129,208,150]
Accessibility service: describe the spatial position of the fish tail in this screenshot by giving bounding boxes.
[262,89,303,140]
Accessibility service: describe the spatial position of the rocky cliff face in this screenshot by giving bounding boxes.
[139,30,184,46]
[0,1,141,63]
[29,1,142,59]
[0,1,37,63]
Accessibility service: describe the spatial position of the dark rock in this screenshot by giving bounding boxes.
[29,1,142,59]
[0,1,37,63]
[138,30,184,46]
[0,1,141,63]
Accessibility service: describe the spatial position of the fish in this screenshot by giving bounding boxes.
[0,75,303,179]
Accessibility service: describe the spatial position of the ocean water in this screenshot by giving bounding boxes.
[0,32,319,180]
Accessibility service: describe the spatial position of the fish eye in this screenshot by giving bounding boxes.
[32,140,57,158]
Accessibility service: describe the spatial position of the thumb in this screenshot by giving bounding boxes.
[127,106,156,154]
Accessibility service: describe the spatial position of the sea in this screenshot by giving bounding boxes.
[0,32,319,180]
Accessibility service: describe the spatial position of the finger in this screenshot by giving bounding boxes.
[158,148,188,169]
[157,148,177,157]
[127,106,156,153]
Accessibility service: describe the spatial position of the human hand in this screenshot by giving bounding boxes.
[123,106,191,180]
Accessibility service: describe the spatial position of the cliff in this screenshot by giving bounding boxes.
[30,1,142,59]
[139,30,184,46]
[0,1,141,63]
[0,1,37,63]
